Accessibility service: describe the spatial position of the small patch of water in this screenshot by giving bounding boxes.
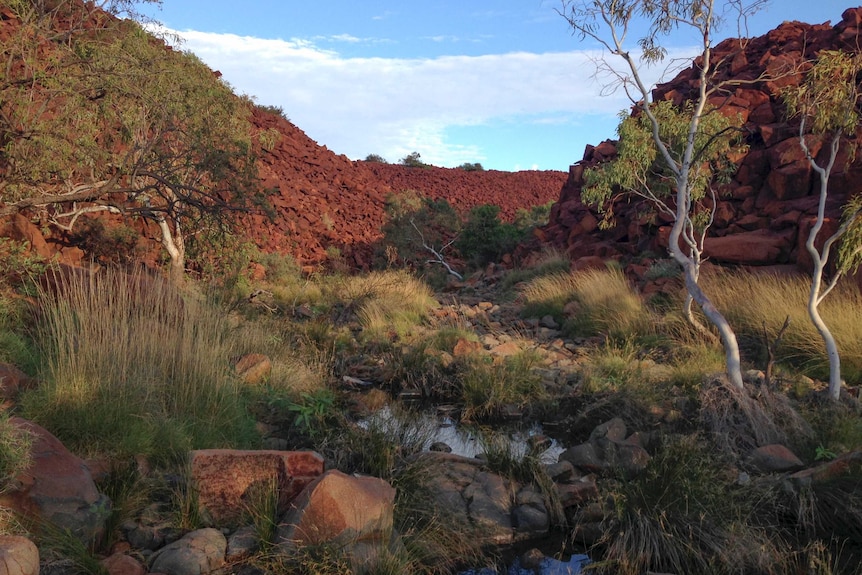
[359,405,566,463]
[462,553,591,575]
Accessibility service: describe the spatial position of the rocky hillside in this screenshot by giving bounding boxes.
[245,109,565,268]
[543,7,862,277]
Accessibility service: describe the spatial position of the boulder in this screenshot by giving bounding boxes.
[148,528,226,575]
[101,553,146,575]
[0,365,31,404]
[190,449,324,528]
[277,470,396,548]
[0,418,110,543]
[748,444,804,474]
[0,535,39,575]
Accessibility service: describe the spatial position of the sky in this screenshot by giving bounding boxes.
[140,1,847,172]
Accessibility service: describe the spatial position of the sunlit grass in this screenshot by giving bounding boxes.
[20,268,258,465]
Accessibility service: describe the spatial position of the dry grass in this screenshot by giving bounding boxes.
[706,271,862,382]
[520,267,651,339]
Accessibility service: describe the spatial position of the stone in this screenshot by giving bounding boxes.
[787,450,862,487]
[452,338,482,357]
[190,449,324,528]
[556,476,599,508]
[225,525,259,562]
[277,470,395,548]
[233,354,272,385]
[748,444,804,473]
[590,417,627,442]
[0,418,110,544]
[0,364,31,403]
[0,535,39,575]
[101,553,146,575]
[149,528,227,575]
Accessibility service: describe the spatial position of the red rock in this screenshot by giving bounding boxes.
[0,364,31,403]
[0,418,109,543]
[190,449,325,527]
[748,444,804,473]
[101,553,146,575]
[703,229,790,265]
[453,338,482,357]
[277,469,396,546]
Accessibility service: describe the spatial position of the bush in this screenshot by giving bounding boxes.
[457,162,484,171]
[364,153,387,163]
[400,151,428,168]
[380,191,460,275]
[456,204,523,267]
[459,350,544,421]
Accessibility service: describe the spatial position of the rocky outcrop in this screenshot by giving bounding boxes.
[543,8,862,275]
[0,536,39,575]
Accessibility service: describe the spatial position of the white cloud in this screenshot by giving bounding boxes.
[165,28,697,167]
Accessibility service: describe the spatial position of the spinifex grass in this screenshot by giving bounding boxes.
[706,271,862,382]
[520,267,651,340]
[21,268,257,465]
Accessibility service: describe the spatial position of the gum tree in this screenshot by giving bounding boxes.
[0,0,260,283]
[783,50,862,400]
[558,0,769,389]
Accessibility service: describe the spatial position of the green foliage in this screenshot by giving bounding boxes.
[287,389,337,437]
[0,238,48,289]
[255,103,289,120]
[583,101,744,227]
[400,151,428,168]
[69,219,141,266]
[457,162,484,171]
[364,153,388,163]
[456,204,523,267]
[513,201,554,231]
[380,190,460,272]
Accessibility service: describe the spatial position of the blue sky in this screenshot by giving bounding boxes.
[141,1,846,172]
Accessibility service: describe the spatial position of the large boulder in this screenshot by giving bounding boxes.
[0,418,110,543]
[190,449,324,528]
[277,470,395,548]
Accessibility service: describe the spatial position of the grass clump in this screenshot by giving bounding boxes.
[594,434,790,575]
[459,350,544,421]
[20,268,258,465]
[706,271,862,382]
[521,267,650,340]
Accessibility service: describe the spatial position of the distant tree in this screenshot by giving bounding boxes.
[0,2,260,284]
[559,0,771,389]
[364,153,388,163]
[457,162,484,172]
[400,151,428,168]
[782,50,862,400]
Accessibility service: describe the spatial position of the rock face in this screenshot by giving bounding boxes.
[0,418,110,543]
[543,8,862,274]
[190,449,325,527]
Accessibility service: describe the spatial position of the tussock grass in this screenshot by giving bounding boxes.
[521,268,651,339]
[20,268,257,465]
[596,434,793,575]
[460,350,544,421]
[501,247,571,292]
[335,270,436,341]
[706,271,862,382]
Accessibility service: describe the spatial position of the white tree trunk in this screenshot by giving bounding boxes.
[157,216,186,285]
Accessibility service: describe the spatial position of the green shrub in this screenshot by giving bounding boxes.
[456,204,523,267]
[364,153,387,163]
[400,151,428,168]
[457,162,484,171]
[380,191,460,274]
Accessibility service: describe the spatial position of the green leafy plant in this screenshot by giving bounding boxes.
[288,389,337,436]
[456,204,523,267]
